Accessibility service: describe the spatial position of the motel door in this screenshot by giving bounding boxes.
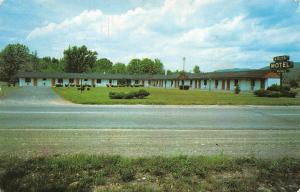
[222,80,225,90]
[51,79,55,87]
[226,80,230,90]
[260,79,265,89]
[33,78,37,86]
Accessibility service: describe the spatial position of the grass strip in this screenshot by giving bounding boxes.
[0,155,299,192]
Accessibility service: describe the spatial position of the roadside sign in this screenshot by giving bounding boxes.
[270,55,294,89]
[270,61,294,71]
[273,55,289,62]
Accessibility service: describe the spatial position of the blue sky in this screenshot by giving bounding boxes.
[0,0,300,72]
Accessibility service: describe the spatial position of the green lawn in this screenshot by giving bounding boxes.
[53,87,300,105]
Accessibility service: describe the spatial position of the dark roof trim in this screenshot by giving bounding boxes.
[16,70,277,80]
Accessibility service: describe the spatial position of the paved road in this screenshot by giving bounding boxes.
[0,87,299,129]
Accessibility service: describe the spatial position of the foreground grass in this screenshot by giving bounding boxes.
[0,155,299,192]
[54,87,300,105]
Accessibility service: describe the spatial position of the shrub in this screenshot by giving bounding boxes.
[254,89,269,97]
[179,85,190,90]
[124,92,136,99]
[289,80,299,88]
[109,92,126,99]
[136,89,150,98]
[281,90,297,98]
[109,89,150,99]
[234,85,241,94]
[267,84,290,92]
[268,91,281,97]
[55,84,63,87]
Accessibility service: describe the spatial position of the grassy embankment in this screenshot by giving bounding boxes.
[54,87,300,105]
[0,155,299,192]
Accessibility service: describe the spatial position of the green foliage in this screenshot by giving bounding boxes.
[93,58,113,73]
[267,84,290,92]
[109,89,150,99]
[193,65,200,73]
[127,58,142,74]
[0,44,30,82]
[64,45,97,73]
[254,89,297,98]
[289,80,299,88]
[234,84,241,94]
[112,63,127,74]
[127,58,164,74]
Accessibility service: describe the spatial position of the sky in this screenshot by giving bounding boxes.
[0,0,300,72]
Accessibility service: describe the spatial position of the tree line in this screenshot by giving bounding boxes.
[0,43,201,82]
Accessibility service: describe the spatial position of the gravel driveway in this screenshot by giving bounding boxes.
[0,87,70,106]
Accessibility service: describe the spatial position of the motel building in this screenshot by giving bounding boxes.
[17,69,280,91]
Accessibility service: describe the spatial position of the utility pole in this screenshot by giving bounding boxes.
[182,57,186,72]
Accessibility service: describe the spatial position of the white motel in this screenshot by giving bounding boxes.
[17,69,280,91]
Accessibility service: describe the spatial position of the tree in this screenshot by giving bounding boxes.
[141,58,155,74]
[93,58,113,73]
[39,57,64,72]
[193,65,200,73]
[0,43,30,82]
[64,45,97,73]
[28,50,39,72]
[112,63,127,74]
[127,59,142,74]
[153,59,164,74]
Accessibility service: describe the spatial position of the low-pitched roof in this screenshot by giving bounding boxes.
[16,69,277,80]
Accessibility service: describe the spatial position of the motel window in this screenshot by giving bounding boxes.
[58,78,63,84]
[234,79,239,86]
[69,79,74,83]
[171,81,173,86]
[204,80,207,86]
[109,79,112,84]
[190,80,193,86]
[43,78,46,81]
[251,80,255,87]
[25,78,31,83]
[84,79,88,81]
[135,80,139,84]
[97,79,101,84]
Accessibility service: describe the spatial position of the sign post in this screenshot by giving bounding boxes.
[270,55,294,89]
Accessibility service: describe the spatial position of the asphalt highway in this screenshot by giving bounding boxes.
[0,87,299,129]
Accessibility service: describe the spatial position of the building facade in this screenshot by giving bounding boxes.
[17,70,280,91]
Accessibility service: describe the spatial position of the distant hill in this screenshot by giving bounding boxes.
[214,68,254,72]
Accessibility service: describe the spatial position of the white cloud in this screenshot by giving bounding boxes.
[26,0,300,71]
[0,0,4,6]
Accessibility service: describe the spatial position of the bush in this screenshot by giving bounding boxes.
[267,84,290,92]
[109,92,126,99]
[289,80,299,88]
[179,85,190,90]
[55,84,63,87]
[281,90,297,98]
[136,89,150,98]
[268,91,281,97]
[109,89,150,99]
[254,90,269,97]
[234,85,241,94]
[254,89,297,98]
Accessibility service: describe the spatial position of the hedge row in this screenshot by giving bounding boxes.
[254,89,297,98]
[109,89,150,99]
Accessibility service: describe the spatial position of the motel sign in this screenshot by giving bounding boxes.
[270,55,294,87]
[270,55,294,73]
